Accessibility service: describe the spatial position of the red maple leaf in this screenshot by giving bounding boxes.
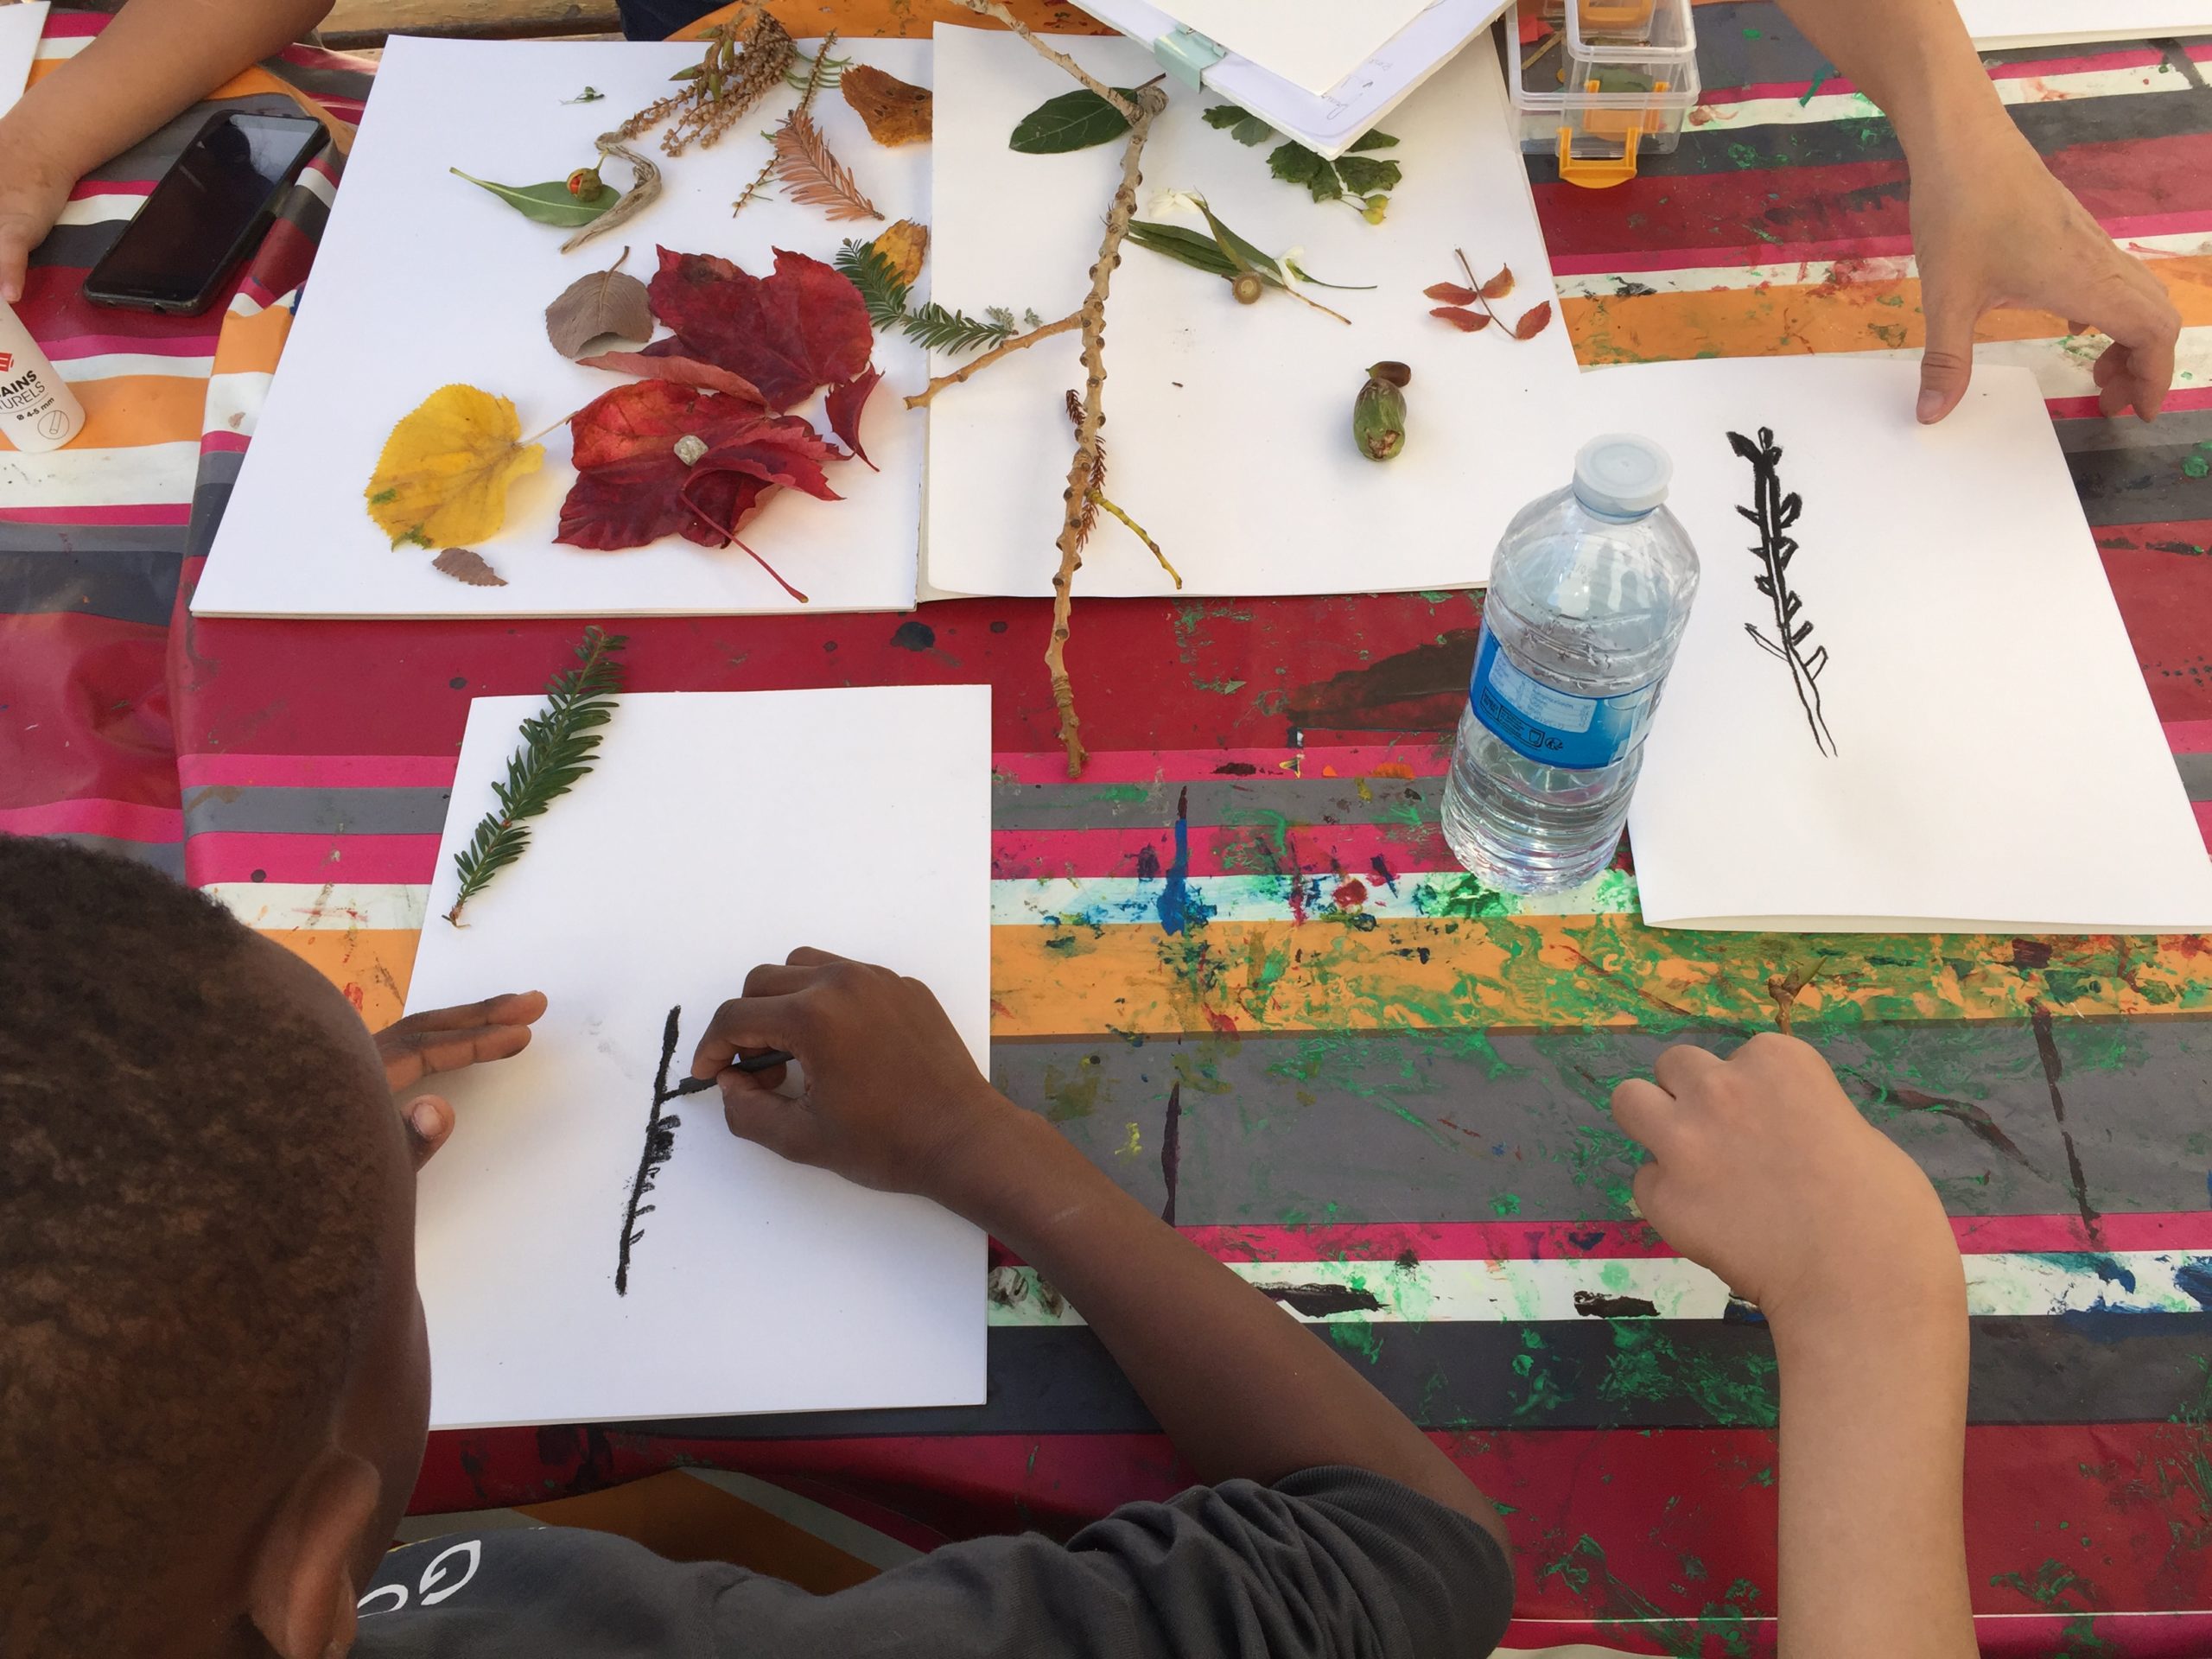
[643,246,872,412]
[824,363,882,471]
[556,379,840,600]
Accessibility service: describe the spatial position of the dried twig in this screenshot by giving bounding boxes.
[903,311,1083,409]
[735,31,838,218]
[562,137,662,255]
[620,9,793,156]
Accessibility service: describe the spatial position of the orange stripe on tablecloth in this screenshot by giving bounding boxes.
[1566,254,2212,362]
[270,928,420,1030]
[0,374,204,452]
[211,298,295,377]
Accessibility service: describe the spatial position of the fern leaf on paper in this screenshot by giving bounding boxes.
[772,109,883,222]
[1728,427,1836,758]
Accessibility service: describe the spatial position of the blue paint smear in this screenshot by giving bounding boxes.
[1157,785,1213,935]
[2177,1260,2212,1313]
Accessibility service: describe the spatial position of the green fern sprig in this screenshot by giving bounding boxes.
[445,626,629,926]
[834,238,1036,355]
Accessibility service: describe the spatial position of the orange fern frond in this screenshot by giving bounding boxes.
[771,110,883,223]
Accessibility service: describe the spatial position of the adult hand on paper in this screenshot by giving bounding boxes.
[693,947,1015,1200]
[1910,119,2179,424]
[1611,1033,1962,1328]
[374,990,547,1168]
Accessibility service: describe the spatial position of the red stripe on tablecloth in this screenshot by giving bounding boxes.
[15,271,228,344]
[0,503,192,525]
[200,429,252,454]
[993,746,1449,784]
[183,831,439,886]
[994,823,1453,882]
[179,752,460,789]
[41,10,105,35]
[2170,721,2212,753]
[67,178,155,201]
[40,331,216,360]
[2051,386,2212,420]
[0,799,183,839]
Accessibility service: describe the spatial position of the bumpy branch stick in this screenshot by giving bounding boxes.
[904,311,1083,410]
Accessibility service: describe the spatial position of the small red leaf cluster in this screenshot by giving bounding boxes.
[556,245,887,592]
[1426,255,1552,340]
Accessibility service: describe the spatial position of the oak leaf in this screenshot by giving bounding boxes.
[643,246,873,411]
[841,62,931,146]
[365,385,543,548]
[545,254,654,359]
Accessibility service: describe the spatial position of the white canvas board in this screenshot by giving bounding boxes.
[1150,0,1438,96]
[1953,0,2212,46]
[1076,0,1506,156]
[924,23,1580,601]
[193,35,933,620]
[407,685,992,1428]
[1617,356,2212,934]
[0,3,48,115]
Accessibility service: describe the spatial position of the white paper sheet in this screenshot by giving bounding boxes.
[1953,0,2212,46]
[407,685,991,1428]
[193,36,932,621]
[1617,357,2212,934]
[0,3,48,116]
[924,24,1580,600]
[1154,0,1437,96]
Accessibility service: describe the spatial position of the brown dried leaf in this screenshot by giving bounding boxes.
[1513,301,1554,340]
[576,349,768,404]
[545,251,654,359]
[841,61,932,147]
[433,546,506,587]
[1424,280,1478,304]
[872,218,930,287]
[772,108,883,222]
[1480,265,1516,300]
[1430,306,1491,332]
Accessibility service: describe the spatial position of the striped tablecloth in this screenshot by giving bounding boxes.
[5,5,2210,1654]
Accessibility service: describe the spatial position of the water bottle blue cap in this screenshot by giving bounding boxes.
[1572,434,1672,517]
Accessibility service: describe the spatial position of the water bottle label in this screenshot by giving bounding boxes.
[1469,628,1656,770]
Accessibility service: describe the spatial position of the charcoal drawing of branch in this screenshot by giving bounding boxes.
[1729,426,1836,758]
[614,1006,687,1295]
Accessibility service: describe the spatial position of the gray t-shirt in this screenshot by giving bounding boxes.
[358,1466,1513,1658]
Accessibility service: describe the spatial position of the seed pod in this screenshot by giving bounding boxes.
[1353,361,1409,461]
[1231,271,1263,305]
[566,167,603,197]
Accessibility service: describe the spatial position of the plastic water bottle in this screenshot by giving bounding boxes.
[1440,435,1700,893]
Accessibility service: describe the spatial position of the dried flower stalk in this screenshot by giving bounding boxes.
[620,7,794,157]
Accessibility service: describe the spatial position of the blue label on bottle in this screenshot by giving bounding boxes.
[1468,628,1657,771]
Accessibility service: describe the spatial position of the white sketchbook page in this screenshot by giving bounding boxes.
[924,24,1578,600]
[1953,0,2212,45]
[0,3,48,115]
[193,36,931,621]
[407,686,991,1428]
[1160,0,1437,96]
[1620,357,2212,934]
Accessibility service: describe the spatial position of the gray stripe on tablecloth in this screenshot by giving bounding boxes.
[995,1020,2212,1225]
[2067,440,2212,527]
[0,524,187,557]
[2058,408,2212,457]
[2178,751,2212,801]
[0,550,182,625]
[42,834,186,880]
[182,785,452,836]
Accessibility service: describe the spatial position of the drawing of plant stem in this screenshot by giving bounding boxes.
[1729,425,1836,757]
[614,1006,686,1295]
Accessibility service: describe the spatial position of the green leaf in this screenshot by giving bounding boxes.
[1008,87,1141,154]
[1266,140,1344,202]
[1126,221,1240,279]
[1346,128,1399,152]
[1333,154,1402,197]
[1202,102,1274,145]
[449,168,620,228]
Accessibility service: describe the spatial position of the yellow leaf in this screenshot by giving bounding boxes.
[871,218,930,288]
[365,385,544,548]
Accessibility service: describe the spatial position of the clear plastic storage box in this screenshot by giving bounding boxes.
[1511,0,1700,188]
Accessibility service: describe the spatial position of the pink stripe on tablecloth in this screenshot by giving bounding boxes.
[0,503,192,525]
[183,831,440,886]
[42,10,105,35]
[67,178,155,201]
[40,330,217,360]
[995,824,1452,883]
[1548,212,2208,277]
[200,429,252,454]
[0,798,183,839]
[179,753,459,790]
[994,746,1450,785]
[2168,721,2212,754]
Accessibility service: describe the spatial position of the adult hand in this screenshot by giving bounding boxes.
[374,990,547,1167]
[691,948,1016,1202]
[1911,119,2178,424]
[0,150,73,305]
[1611,1033,1961,1327]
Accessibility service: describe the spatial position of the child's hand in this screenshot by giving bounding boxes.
[0,150,73,306]
[691,949,1018,1202]
[1611,1033,1961,1329]
[374,990,547,1167]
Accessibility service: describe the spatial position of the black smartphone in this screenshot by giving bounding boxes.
[82,111,326,315]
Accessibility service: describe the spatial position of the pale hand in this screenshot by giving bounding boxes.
[0,144,73,306]
[374,990,547,1167]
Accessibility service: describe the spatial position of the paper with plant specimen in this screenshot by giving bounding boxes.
[922,24,1580,601]
[1620,356,2212,934]
[1151,0,1436,96]
[0,3,48,117]
[1951,0,2212,46]
[407,684,991,1427]
[193,35,933,621]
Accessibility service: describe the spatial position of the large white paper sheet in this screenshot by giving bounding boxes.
[407,685,991,1428]
[1953,0,2212,46]
[194,36,931,621]
[0,3,48,116]
[1620,357,2212,934]
[925,24,1579,600]
[1156,0,1437,96]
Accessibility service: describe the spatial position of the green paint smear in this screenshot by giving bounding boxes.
[1601,1325,1778,1427]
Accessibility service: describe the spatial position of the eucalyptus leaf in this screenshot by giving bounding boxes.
[1008,87,1143,154]
[451,167,621,228]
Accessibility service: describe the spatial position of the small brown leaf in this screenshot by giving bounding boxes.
[1512,301,1554,340]
[1424,280,1478,304]
[841,62,932,147]
[1430,306,1491,332]
[433,546,507,587]
[545,250,654,359]
[1480,265,1516,300]
[576,350,768,404]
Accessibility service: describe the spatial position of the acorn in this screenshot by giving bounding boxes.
[1354,360,1410,461]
